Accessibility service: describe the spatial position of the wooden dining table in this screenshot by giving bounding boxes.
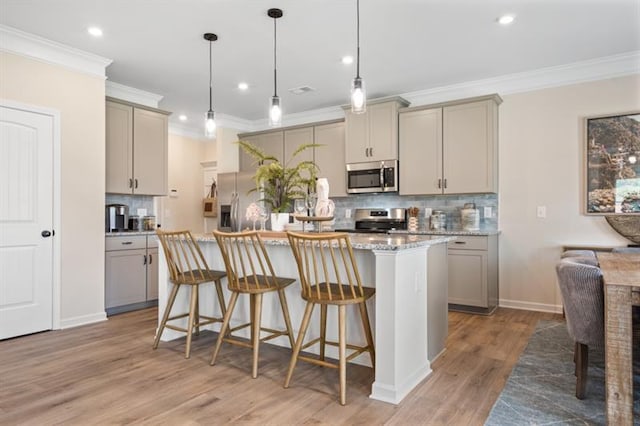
[597,252,640,425]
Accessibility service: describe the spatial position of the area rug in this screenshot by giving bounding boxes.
[485,320,639,425]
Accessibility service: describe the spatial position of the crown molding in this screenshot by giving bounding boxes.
[401,50,640,107]
[215,113,254,132]
[251,105,345,132]
[168,123,210,141]
[0,24,112,78]
[105,81,163,108]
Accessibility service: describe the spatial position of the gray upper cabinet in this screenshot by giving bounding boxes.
[238,131,284,172]
[314,121,346,197]
[284,127,314,166]
[106,98,169,195]
[399,95,501,195]
[344,97,409,164]
[238,120,346,197]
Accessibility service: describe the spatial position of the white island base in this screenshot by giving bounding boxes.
[156,233,451,405]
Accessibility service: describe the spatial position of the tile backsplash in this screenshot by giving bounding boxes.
[330,193,498,231]
[106,194,155,217]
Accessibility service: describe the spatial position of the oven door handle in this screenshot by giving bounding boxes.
[380,167,385,189]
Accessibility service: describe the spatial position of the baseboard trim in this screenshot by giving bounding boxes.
[499,299,563,314]
[59,312,107,329]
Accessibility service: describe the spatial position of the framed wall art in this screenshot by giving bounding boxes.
[585,112,640,215]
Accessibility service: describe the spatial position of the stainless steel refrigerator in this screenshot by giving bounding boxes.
[217,171,258,232]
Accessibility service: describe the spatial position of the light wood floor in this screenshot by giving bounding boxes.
[0,307,560,425]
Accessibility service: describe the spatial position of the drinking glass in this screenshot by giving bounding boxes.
[294,198,306,231]
[259,207,268,231]
[305,193,318,230]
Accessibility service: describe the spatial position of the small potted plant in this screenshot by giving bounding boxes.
[238,140,319,231]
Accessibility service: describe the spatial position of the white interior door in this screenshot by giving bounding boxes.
[0,105,54,339]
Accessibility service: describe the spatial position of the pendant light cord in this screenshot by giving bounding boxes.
[208,39,213,111]
[356,0,360,79]
[273,17,278,97]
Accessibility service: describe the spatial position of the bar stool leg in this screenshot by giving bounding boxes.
[284,301,315,388]
[277,288,295,348]
[211,291,239,366]
[252,293,263,379]
[319,304,327,361]
[194,285,200,336]
[338,304,347,406]
[215,279,227,317]
[153,283,180,350]
[185,284,199,358]
[358,301,375,369]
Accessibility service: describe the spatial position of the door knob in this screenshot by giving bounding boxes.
[41,230,52,237]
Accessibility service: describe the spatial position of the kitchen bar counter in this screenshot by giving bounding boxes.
[156,232,452,404]
[106,231,157,237]
[390,229,501,236]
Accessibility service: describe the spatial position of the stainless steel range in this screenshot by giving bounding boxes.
[337,208,407,234]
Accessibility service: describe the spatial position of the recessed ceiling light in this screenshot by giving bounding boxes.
[87,26,103,37]
[178,115,188,121]
[497,15,515,25]
[341,56,354,65]
[237,82,249,90]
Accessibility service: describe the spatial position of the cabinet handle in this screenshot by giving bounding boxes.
[454,241,466,244]
[143,254,147,265]
[129,178,133,188]
[121,241,133,245]
[443,178,447,189]
[134,178,139,189]
[437,178,442,189]
[370,147,373,157]
[148,254,153,264]
[365,147,368,157]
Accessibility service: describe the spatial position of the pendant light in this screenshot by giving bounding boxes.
[268,8,283,127]
[204,33,217,138]
[350,0,366,114]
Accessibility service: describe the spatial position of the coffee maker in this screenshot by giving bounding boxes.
[106,204,129,232]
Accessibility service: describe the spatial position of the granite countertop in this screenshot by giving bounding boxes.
[390,229,501,236]
[195,232,454,251]
[106,231,157,237]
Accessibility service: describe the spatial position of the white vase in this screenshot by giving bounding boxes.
[270,212,289,232]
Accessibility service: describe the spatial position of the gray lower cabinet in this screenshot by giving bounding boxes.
[446,235,498,314]
[105,235,158,315]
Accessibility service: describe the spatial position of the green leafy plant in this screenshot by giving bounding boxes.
[238,140,320,213]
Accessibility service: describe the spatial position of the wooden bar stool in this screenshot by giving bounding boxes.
[285,231,375,405]
[211,230,295,378]
[154,230,227,358]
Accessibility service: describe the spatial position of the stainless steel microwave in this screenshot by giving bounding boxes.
[346,160,398,194]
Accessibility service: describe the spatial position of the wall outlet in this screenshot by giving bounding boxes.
[536,206,546,218]
[484,206,492,218]
[345,208,352,218]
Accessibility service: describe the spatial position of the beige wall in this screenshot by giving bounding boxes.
[161,133,209,232]
[0,52,106,324]
[499,74,640,312]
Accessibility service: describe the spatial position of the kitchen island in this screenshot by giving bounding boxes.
[156,232,453,404]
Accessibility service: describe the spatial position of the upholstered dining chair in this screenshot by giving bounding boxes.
[285,231,375,405]
[555,256,604,399]
[210,230,295,379]
[154,230,227,358]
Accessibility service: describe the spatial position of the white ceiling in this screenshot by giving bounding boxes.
[1,0,639,129]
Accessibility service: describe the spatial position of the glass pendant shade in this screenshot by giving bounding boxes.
[351,77,366,114]
[205,110,216,138]
[269,95,282,127]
